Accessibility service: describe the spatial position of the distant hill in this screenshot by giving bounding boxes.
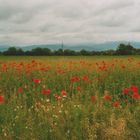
[0,45,10,52]
[22,44,62,51]
[0,41,140,52]
[20,42,140,51]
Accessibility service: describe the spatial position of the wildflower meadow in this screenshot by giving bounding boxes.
[0,56,140,140]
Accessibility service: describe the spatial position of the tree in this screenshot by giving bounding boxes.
[1,43,139,56]
[80,49,89,55]
[63,49,76,56]
[31,47,51,56]
[16,48,24,55]
[3,47,17,55]
[116,43,136,55]
[43,48,51,55]
[54,49,63,55]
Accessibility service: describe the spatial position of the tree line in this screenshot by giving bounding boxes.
[0,43,140,56]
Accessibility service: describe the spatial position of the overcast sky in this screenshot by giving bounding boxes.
[0,0,140,45]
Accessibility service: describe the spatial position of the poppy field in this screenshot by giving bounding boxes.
[0,56,140,140]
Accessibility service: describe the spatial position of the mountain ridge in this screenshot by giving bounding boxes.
[0,41,140,52]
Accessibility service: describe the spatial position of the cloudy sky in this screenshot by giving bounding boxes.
[0,0,140,45]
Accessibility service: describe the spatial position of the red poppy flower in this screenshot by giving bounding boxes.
[76,86,81,91]
[132,92,140,99]
[42,89,51,95]
[122,88,129,94]
[112,101,120,108]
[18,87,23,93]
[70,76,80,83]
[103,95,112,101]
[0,95,5,104]
[61,90,67,97]
[55,94,61,101]
[91,96,96,102]
[131,85,139,93]
[33,78,41,84]
[82,76,89,82]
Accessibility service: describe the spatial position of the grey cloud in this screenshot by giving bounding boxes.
[0,5,21,20]
[129,25,140,33]
[0,0,140,45]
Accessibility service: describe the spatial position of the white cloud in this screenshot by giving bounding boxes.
[0,0,140,45]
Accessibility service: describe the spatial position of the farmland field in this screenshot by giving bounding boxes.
[1,56,140,140]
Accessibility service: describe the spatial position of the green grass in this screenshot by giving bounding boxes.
[0,56,140,140]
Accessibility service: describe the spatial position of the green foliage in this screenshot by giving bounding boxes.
[116,43,136,55]
[1,43,139,56]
